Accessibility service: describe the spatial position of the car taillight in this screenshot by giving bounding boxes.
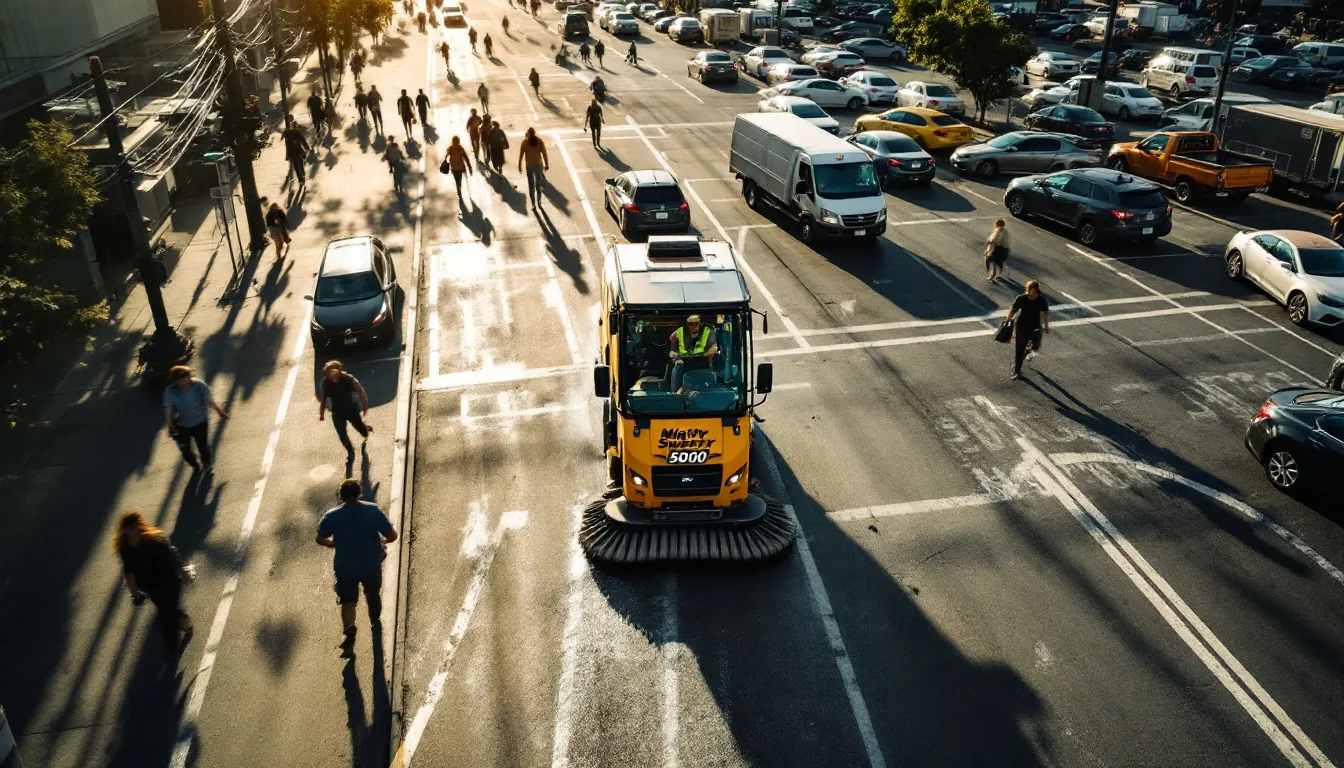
[929,99,939,106]
[928,158,936,166]
[1166,203,1173,216]
[933,129,947,137]
[1185,75,1196,83]
[1111,210,1134,220]
[622,203,640,213]
[1254,400,1273,421]
[704,65,712,71]
[677,200,689,211]
[887,158,904,167]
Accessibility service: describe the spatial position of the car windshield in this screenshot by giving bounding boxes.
[813,161,880,198]
[869,75,896,86]
[931,114,963,127]
[315,271,381,304]
[1050,53,1073,60]
[1118,189,1166,209]
[705,52,731,62]
[620,313,747,416]
[881,136,922,153]
[1297,247,1344,277]
[791,102,827,117]
[794,67,818,76]
[925,84,956,97]
[986,134,1019,149]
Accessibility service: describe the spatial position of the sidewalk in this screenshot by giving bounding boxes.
[0,16,428,768]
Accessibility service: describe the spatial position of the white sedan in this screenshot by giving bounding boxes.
[895,80,964,115]
[1023,74,1092,109]
[1026,51,1080,79]
[839,71,900,106]
[1225,230,1344,327]
[800,45,845,64]
[1095,82,1164,120]
[761,78,868,109]
[758,95,841,134]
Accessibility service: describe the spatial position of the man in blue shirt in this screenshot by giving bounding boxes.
[162,365,230,472]
[317,479,398,657]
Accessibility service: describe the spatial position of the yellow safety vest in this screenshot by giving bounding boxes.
[674,326,711,355]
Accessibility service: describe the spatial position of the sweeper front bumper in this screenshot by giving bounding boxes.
[578,492,796,563]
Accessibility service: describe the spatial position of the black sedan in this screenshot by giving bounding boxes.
[1082,51,1119,76]
[308,235,399,350]
[1003,167,1172,246]
[1268,66,1332,91]
[687,51,737,83]
[1032,13,1068,34]
[1231,55,1313,85]
[847,130,935,186]
[603,169,691,239]
[1118,48,1151,71]
[1025,104,1114,144]
[1245,388,1344,491]
[1050,23,1089,41]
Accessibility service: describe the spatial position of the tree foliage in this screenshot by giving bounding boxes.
[357,0,396,43]
[0,119,104,364]
[891,0,1037,122]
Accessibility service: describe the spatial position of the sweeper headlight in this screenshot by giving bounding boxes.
[725,464,747,486]
[630,469,647,487]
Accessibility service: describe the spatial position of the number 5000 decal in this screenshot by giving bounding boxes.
[667,450,710,464]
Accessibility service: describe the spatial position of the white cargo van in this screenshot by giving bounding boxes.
[730,112,887,244]
[699,8,741,44]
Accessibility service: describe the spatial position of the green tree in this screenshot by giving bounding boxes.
[0,120,104,364]
[357,0,396,44]
[892,0,1037,122]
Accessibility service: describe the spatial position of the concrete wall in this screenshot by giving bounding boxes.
[0,0,159,90]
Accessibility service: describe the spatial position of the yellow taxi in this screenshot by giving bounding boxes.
[853,106,975,150]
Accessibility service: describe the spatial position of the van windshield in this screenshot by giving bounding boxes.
[620,314,747,416]
[813,161,880,198]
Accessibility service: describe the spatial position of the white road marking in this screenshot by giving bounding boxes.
[508,65,540,120]
[1129,327,1280,347]
[1237,305,1340,359]
[401,511,529,767]
[830,492,1006,522]
[899,247,995,323]
[1057,290,1097,316]
[660,574,681,768]
[419,363,584,391]
[428,246,442,377]
[543,278,585,365]
[756,434,888,768]
[552,130,609,255]
[170,302,313,768]
[942,180,1000,206]
[645,64,706,105]
[771,381,812,391]
[1021,439,1331,768]
[550,503,587,768]
[888,215,999,227]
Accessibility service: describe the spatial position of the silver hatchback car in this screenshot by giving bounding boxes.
[950,131,1104,179]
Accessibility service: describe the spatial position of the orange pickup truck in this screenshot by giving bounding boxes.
[1106,131,1274,203]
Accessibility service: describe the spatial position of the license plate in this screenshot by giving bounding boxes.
[910,162,922,169]
[344,337,358,345]
[656,212,668,220]
[1142,227,1153,234]
[854,229,866,236]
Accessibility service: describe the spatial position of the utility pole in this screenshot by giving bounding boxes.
[209,0,268,251]
[270,0,291,111]
[89,56,192,373]
[2,700,26,768]
[1209,0,1242,137]
[1095,0,1121,95]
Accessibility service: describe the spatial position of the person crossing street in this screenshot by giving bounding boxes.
[162,366,229,472]
[397,88,415,137]
[415,88,431,136]
[1006,280,1050,380]
[484,32,493,57]
[350,49,365,83]
[517,126,550,209]
[584,97,604,149]
[317,479,398,659]
[384,136,407,193]
[440,40,452,76]
[443,136,473,200]
[307,90,325,137]
[469,27,478,52]
[502,15,510,34]
[594,40,605,67]
[527,67,540,96]
[115,512,196,673]
[367,84,385,134]
[318,360,373,455]
[579,41,591,65]
[485,119,508,175]
[477,82,490,112]
[354,83,368,121]
[625,41,638,66]
[282,115,310,186]
[466,108,483,160]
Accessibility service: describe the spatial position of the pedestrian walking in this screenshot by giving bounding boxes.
[518,127,550,208]
[527,67,540,96]
[318,360,373,455]
[984,219,1009,282]
[625,41,638,66]
[162,366,229,472]
[466,108,483,160]
[367,84,385,134]
[265,202,291,259]
[307,90,325,137]
[316,479,398,658]
[397,88,415,137]
[115,511,195,670]
[579,42,591,65]
[469,27,479,52]
[1005,279,1050,380]
[417,9,427,32]
[282,115,311,185]
[502,15,510,34]
[477,82,490,112]
[443,136,474,199]
[440,41,452,76]
[354,83,369,121]
[484,32,493,57]
[584,97,604,149]
[486,119,509,175]
[384,136,407,192]
[323,97,337,134]
[594,40,605,67]
[350,49,365,83]
[415,88,431,135]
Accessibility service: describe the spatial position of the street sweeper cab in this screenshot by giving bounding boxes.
[584,235,795,563]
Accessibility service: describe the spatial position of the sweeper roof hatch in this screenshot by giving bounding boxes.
[612,236,751,308]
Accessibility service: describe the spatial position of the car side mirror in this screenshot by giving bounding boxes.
[593,364,611,398]
[304,294,314,301]
[1006,146,1017,152]
[756,362,773,394]
[604,178,615,185]
[795,180,810,195]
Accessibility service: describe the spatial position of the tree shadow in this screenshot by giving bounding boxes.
[368,34,409,66]
[255,616,302,676]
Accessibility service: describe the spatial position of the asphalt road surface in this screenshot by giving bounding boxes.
[393,4,1344,768]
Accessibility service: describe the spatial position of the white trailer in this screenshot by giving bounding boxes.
[700,9,741,44]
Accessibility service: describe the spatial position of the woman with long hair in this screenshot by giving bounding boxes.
[114,512,195,667]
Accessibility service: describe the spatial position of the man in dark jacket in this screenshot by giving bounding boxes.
[397,89,415,137]
[415,88,431,135]
[307,90,325,137]
[282,115,311,185]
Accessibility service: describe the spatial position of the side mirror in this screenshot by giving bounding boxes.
[593,364,611,398]
[604,178,615,185]
[303,294,314,301]
[756,362,773,394]
[795,180,810,195]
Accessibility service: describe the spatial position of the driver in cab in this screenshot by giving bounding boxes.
[668,314,717,393]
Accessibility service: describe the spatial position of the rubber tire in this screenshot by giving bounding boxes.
[1174,178,1196,203]
[1077,219,1098,246]
[847,97,863,110]
[1288,291,1310,326]
[1226,249,1244,280]
[1006,191,1027,219]
[800,218,816,245]
[1108,157,1128,171]
[744,180,759,209]
[1264,443,1301,491]
[1170,84,1181,99]
[976,160,998,178]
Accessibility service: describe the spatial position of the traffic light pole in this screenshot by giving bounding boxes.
[1209,0,1242,136]
[1095,0,1121,93]
[209,0,269,252]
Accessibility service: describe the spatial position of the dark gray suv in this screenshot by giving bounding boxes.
[1004,168,1172,246]
[603,170,691,239]
[950,131,1103,179]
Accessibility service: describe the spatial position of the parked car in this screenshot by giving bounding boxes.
[653,14,678,31]
[763,77,869,108]
[1108,130,1274,203]
[1225,230,1344,326]
[1004,168,1172,246]
[602,10,639,33]
[840,37,905,61]
[853,106,975,149]
[1094,82,1165,121]
[1026,104,1115,143]
[561,11,590,37]
[839,70,900,105]
[1082,51,1119,76]
[1023,74,1092,110]
[1118,49,1152,71]
[819,21,882,42]
[1033,13,1069,34]
[1293,41,1344,68]
[810,51,866,78]
[742,45,793,79]
[895,80,965,115]
[1245,387,1344,492]
[442,4,468,26]
[1142,59,1217,99]
[801,45,845,63]
[778,7,815,29]
[1228,46,1263,65]
[847,130,935,186]
[635,2,658,18]
[668,16,703,42]
[1233,34,1286,55]
[688,50,737,82]
[645,8,673,22]
[951,131,1103,178]
[602,170,691,239]
[1268,66,1332,91]
[765,63,822,85]
[1230,55,1312,84]
[757,94,841,133]
[1049,23,1090,42]
[1158,94,1271,132]
[308,235,400,350]
[1027,51,1081,79]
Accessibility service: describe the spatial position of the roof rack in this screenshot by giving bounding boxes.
[646,236,704,262]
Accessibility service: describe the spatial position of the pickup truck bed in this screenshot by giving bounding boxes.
[1108,131,1274,202]
[1180,150,1270,168]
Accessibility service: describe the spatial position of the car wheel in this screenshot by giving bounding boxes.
[744,179,759,209]
[1264,444,1301,490]
[847,97,863,110]
[1169,84,1181,99]
[1173,178,1196,203]
[1226,249,1244,280]
[800,217,816,245]
[1118,105,1130,120]
[976,160,998,178]
[1140,74,1149,87]
[1076,219,1098,245]
[1108,157,1128,171]
[1287,291,1310,326]
[1006,191,1027,218]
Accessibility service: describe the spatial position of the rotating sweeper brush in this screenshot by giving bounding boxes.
[578,489,796,564]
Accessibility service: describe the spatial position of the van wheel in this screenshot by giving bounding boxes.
[1077,219,1099,246]
[744,180,759,209]
[1108,157,1128,171]
[1169,84,1181,99]
[1173,178,1196,203]
[1006,191,1027,218]
[847,97,863,110]
[1288,291,1310,326]
[800,218,816,245]
[1226,249,1244,281]
[976,160,998,178]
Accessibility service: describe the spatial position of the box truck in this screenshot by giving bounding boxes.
[739,9,772,39]
[700,9,741,44]
[1221,103,1344,196]
[729,113,888,245]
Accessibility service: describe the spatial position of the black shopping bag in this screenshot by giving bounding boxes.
[993,318,1013,344]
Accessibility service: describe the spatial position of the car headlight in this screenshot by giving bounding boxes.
[878,207,887,219]
[372,304,389,324]
[820,208,839,224]
[630,469,647,487]
[310,316,324,330]
[725,463,748,486]
[1317,292,1344,309]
